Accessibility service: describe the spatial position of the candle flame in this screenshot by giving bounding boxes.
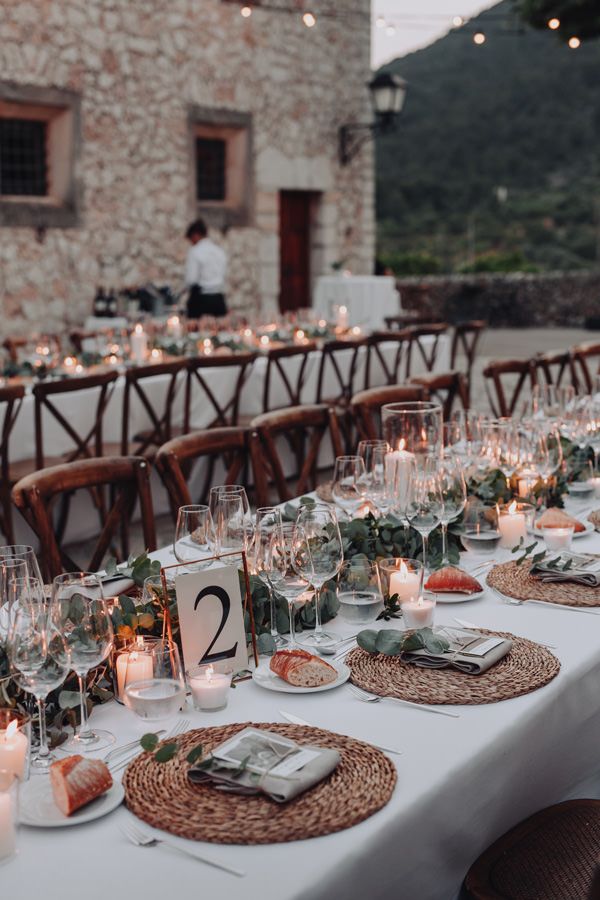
[6,720,17,739]
[399,560,408,578]
[134,323,143,334]
[136,635,144,650]
[206,665,214,682]
[398,439,405,451]
[508,500,518,515]
[130,651,138,662]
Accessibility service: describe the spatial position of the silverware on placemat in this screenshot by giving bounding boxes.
[348,683,460,718]
[279,710,402,756]
[491,585,600,616]
[452,616,557,650]
[120,822,245,877]
[109,718,191,775]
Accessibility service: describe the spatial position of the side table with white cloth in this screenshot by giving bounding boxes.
[313,275,400,331]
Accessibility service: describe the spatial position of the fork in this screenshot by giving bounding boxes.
[490,585,600,616]
[110,718,191,774]
[104,730,166,766]
[120,821,245,877]
[348,683,460,718]
[452,616,557,650]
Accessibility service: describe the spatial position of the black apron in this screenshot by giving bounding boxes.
[187,285,227,319]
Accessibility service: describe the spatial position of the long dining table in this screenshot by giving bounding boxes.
[5,496,600,900]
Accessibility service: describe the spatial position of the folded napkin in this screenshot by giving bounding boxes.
[188,727,340,803]
[531,553,600,587]
[401,628,512,675]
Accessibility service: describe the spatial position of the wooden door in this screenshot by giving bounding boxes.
[279,190,313,313]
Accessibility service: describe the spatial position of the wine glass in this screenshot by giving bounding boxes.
[448,410,483,467]
[386,450,417,531]
[173,504,215,569]
[267,523,309,648]
[0,546,43,589]
[294,505,343,647]
[0,558,29,644]
[209,485,252,561]
[358,439,390,514]
[50,572,115,752]
[332,455,368,519]
[437,456,467,566]
[406,458,444,573]
[8,601,69,771]
[251,507,287,648]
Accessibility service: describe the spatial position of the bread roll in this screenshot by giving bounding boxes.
[536,508,585,533]
[270,649,337,687]
[50,755,113,816]
[425,565,482,594]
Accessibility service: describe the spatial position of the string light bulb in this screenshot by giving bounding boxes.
[568,35,580,48]
[452,16,464,27]
[376,16,386,28]
[386,24,396,36]
[473,31,486,45]
[302,11,316,27]
[547,17,560,30]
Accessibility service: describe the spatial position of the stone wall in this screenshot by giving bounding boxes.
[0,0,374,334]
[397,271,600,328]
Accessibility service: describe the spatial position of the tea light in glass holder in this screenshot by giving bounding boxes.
[0,711,29,782]
[542,525,574,552]
[114,637,154,702]
[378,558,428,631]
[187,663,233,712]
[0,770,18,863]
[497,500,533,549]
[517,469,539,499]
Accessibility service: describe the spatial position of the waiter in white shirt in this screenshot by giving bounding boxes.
[184,218,228,318]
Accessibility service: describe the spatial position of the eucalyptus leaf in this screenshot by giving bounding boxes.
[58,690,82,710]
[186,745,204,765]
[140,733,159,752]
[155,742,178,763]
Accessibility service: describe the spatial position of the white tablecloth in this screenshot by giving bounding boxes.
[5,503,600,900]
[313,276,400,330]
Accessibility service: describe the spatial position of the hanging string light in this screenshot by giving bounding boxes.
[568,35,581,48]
[547,17,560,30]
[240,5,252,17]
[473,31,486,45]
[302,11,316,28]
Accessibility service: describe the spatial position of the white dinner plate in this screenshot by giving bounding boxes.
[252,659,350,694]
[424,589,486,605]
[531,520,594,539]
[20,777,124,828]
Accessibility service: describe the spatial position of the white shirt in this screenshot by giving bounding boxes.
[185,238,227,292]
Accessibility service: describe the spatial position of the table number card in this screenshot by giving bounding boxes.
[174,565,249,673]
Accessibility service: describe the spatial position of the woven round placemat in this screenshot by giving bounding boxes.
[123,722,396,844]
[347,630,560,706]
[488,561,600,608]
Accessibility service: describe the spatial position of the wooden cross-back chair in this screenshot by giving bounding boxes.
[482,359,537,418]
[315,338,368,407]
[250,404,344,507]
[184,352,256,431]
[534,349,580,389]
[365,330,413,388]
[410,371,469,420]
[3,336,30,364]
[450,320,486,402]
[121,359,187,457]
[385,313,442,330]
[350,385,428,441]
[571,342,600,394]
[0,384,25,543]
[405,323,449,377]
[262,343,318,413]
[12,456,156,582]
[156,427,251,514]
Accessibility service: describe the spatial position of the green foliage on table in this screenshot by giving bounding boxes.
[357,627,450,656]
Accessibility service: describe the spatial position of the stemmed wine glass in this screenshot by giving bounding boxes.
[173,504,215,569]
[357,439,390,514]
[267,523,309,648]
[50,572,115,752]
[0,546,43,588]
[251,507,287,648]
[0,557,29,643]
[8,598,69,771]
[332,455,368,519]
[406,458,444,573]
[437,456,467,566]
[294,505,343,647]
[209,485,252,561]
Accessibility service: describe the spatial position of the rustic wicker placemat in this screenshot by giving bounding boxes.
[123,722,396,844]
[488,561,600,608]
[347,630,560,706]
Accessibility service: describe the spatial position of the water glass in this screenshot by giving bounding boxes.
[294,505,343,647]
[267,523,309,648]
[438,456,467,565]
[251,507,287,648]
[381,401,443,458]
[123,640,185,721]
[358,439,390,513]
[406,458,444,573]
[173,504,215,569]
[332,455,368,518]
[337,559,384,624]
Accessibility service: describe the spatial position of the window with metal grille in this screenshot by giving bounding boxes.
[196,137,226,202]
[0,118,48,197]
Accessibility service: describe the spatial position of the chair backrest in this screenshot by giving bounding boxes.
[184,352,256,430]
[534,350,579,389]
[250,404,344,507]
[482,358,537,418]
[262,342,318,412]
[405,323,449,377]
[122,359,187,455]
[365,330,412,388]
[450,320,486,373]
[156,427,250,511]
[12,456,156,581]
[0,383,25,543]
[3,337,29,364]
[384,314,441,330]
[315,338,368,406]
[350,384,428,441]
[571,342,600,394]
[33,370,119,470]
[409,371,469,420]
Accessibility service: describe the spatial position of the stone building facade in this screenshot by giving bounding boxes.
[0,0,374,334]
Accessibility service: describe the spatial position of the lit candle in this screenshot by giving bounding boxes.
[542,526,574,552]
[336,305,348,329]
[202,338,213,356]
[498,500,527,549]
[116,643,154,701]
[351,325,362,336]
[130,323,148,363]
[166,315,182,339]
[517,470,538,498]
[260,335,270,348]
[389,560,421,602]
[106,354,119,367]
[0,721,28,781]
[0,775,16,863]
[402,596,435,630]
[385,439,415,498]
[74,363,84,375]
[188,665,231,711]
[318,319,327,328]
[62,355,76,373]
[295,329,305,343]
[150,348,163,362]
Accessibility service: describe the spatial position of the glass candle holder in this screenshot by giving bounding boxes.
[381,401,443,459]
[497,501,534,549]
[0,770,18,864]
[113,636,161,703]
[378,558,433,629]
[542,525,574,552]
[187,663,233,712]
[0,711,30,782]
[123,640,185,721]
[516,469,539,499]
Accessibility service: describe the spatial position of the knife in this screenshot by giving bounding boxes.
[279,710,402,756]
